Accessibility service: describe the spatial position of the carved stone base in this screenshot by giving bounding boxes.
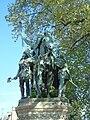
[16,98,71,120]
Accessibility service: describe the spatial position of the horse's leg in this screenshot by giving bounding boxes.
[47,82,50,98]
[44,71,50,98]
[37,78,41,97]
[46,70,53,98]
[29,79,32,97]
[33,64,40,98]
[36,60,44,98]
[37,69,44,97]
[35,72,41,98]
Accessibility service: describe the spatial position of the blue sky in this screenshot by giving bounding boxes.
[0,0,23,116]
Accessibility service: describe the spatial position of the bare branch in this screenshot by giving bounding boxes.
[70,33,90,50]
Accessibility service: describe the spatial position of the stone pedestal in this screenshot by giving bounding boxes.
[16,98,71,120]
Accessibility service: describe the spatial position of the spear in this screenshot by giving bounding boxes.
[69,79,79,88]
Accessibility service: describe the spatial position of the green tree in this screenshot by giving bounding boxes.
[5,0,90,119]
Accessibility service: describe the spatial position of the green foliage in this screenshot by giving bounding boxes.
[6,0,90,119]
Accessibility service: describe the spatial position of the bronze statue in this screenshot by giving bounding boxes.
[8,49,35,99]
[7,33,71,99]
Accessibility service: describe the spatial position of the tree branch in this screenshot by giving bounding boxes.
[70,33,90,50]
[64,18,85,26]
